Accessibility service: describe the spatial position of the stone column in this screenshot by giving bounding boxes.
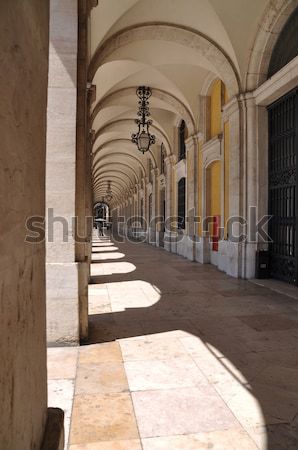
[185,136,198,261]
[239,93,259,279]
[0,2,50,447]
[151,168,160,245]
[76,0,92,343]
[221,97,243,278]
[142,178,148,240]
[46,0,80,345]
[164,155,176,252]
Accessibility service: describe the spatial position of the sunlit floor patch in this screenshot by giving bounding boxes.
[90,261,136,276]
[92,252,125,261]
[106,280,161,312]
[92,246,119,252]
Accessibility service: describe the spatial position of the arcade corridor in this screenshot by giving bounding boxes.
[2,1,298,449]
[48,236,298,450]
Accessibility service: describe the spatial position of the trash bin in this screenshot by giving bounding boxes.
[255,250,270,279]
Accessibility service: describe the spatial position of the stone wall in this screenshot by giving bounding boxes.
[0,1,49,448]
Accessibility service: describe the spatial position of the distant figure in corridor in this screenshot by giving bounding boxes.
[97,221,104,237]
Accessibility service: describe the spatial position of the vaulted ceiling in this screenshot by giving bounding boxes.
[89,0,268,206]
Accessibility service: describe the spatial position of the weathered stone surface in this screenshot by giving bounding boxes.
[0,1,49,448]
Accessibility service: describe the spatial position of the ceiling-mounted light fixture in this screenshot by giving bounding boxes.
[131,86,156,154]
[105,180,113,202]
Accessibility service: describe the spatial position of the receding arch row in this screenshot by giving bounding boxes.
[94,118,172,156]
[93,177,132,201]
[91,86,196,135]
[94,181,124,198]
[94,191,121,206]
[92,141,157,171]
[94,186,122,201]
[93,168,138,188]
[88,23,241,97]
[93,174,133,193]
[93,161,140,189]
[93,138,158,173]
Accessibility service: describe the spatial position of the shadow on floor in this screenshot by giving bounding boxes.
[87,237,298,450]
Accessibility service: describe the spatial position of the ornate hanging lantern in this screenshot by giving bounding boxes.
[105,180,113,202]
[131,86,156,154]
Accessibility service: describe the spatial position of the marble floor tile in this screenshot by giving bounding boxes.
[142,428,258,450]
[69,393,139,445]
[119,337,187,361]
[69,439,142,450]
[75,362,128,395]
[132,387,239,438]
[124,356,207,391]
[48,378,75,449]
[79,342,123,364]
[47,347,78,379]
[212,379,285,430]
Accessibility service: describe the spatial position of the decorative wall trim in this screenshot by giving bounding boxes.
[246,0,297,91]
[253,55,298,106]
[222,96,239,121]
[160,175,166,188]
[175,158,186,182]
[202,135,222,167]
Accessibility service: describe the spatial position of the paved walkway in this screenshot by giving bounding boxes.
[48,237,298,449]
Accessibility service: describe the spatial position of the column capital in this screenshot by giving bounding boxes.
[87,0,98,14]
[165,154,176,166]
[222,96,240,121]
[152,168,159,178]
[185,134,199,152]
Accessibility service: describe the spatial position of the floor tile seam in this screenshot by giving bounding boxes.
[204,376,263,439]
[139,427,257,444]
[177,340,263,391]
[122,355,202,365]
[66,346,80,450]
[117,339,145,450]
[249,279,298,301]
[139,422,252,441]
[177,336,255,434]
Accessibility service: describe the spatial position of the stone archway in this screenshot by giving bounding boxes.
[246,0,298,90]
[89,23,241,97]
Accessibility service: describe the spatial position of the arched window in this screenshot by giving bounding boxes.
[178,177,186,229]
[268,8,298,78]
[178,120,186,161]
[160,143,165,174]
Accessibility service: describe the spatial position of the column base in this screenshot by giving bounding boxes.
[41,408,64,450]
[195,236,210,264]
[46,262,79,345]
